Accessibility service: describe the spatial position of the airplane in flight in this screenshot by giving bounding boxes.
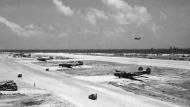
[134,37,141,40]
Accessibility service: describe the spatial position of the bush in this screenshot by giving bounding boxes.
[138,67,143,71]
[146,68,151,74]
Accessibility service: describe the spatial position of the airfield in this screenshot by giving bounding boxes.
[0,53,190,107]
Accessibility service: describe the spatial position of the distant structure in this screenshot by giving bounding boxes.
[12,53,31,58]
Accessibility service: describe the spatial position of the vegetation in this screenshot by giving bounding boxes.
[1,47,190,54]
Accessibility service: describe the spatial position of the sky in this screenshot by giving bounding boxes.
[0,0,190,49]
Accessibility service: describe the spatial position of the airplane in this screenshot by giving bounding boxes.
[37,56,53,62]
[134,37,141,40]
[114,68,151,80]
[58,61,83,68]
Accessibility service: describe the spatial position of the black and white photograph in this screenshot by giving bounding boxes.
[0,0,190,107]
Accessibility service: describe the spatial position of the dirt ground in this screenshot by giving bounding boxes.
[31,58,190,107]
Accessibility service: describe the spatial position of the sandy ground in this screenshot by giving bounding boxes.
[33,53,190,106]
[0,88,69,107]
[74,73,190,106]
[0,55,75,107]
[0,54,183,107]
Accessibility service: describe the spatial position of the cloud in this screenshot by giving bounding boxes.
[160,11,167,19]
[150,23,162,33]
[0,16,42,37]
[53,0,74,16]
[26,24,35,29]
[85,8,108,25]
[102,0,131,9]
[103,30,121,37]
[102,0,151,26]
[82,29,99,34]
[48,26,55,31]
[114,27,126,33]
[58,32,68,37]
[102,27,126,37]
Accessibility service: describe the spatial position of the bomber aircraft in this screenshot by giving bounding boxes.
[37,56,53,62]
[134,37,141,40]
[114,67,151,80]
[58,61,83,68]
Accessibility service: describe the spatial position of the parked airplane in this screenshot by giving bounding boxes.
[58,61,83,68]
[37,56,53,62]
[114,67,151,79]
